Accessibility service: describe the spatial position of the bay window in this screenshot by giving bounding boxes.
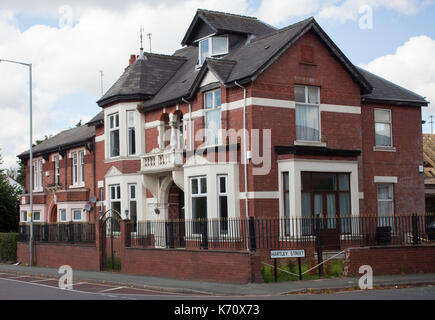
[73,152,78,184]
[79,151,84,184]
[72,209,82,221]
[128,183,137,232]
[109,113,120,157]
[127,111,136,155]
[55,156,60,185]
[110,184,121,232]
[217,175,229,234]
[295,85,320,141]
[204,89,222,146]
[191,176,207,234]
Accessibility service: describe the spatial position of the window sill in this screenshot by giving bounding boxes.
[69,184,85,189]
[373,146,396,152]
[294,140,326,147]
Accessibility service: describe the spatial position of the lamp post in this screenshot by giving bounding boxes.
[0,58,33,265]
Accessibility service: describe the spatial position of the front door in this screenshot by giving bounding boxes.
[313,192,340,250]
[302,172,351,251]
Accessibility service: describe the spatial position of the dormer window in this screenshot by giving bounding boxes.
[198,36,229,65]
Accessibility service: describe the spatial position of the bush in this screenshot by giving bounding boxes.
[0,233,18,262]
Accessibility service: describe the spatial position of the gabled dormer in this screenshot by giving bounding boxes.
[181,9,276,66]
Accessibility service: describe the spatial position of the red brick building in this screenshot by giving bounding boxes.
[19,9,428,253]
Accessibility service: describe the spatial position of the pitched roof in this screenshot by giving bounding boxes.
[87,111,104,126]
[181,9,276,46]
[97,53,186,107]
[18,125,95,159]
[358,67,428,106]
[142,17,372,110]
[104,11,427,112]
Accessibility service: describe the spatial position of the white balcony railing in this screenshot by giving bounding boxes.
[140,149,184,173]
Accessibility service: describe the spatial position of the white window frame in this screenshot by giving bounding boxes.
[377,183,394,227]
[33,211,41,222]
[55,156,60,186]
[128,183,137,231]
[374,108,392,147]
[190,176,207,235]
[295,85,321,142]
[72,209,82,222]
[59,208,67,222]
[33,159,43,192]
[127,111,136,156]
[204,89,222,146]
[217,175,229,235]
[21,210,27,222]
[72,152,78,185]
[198,36,229,65]
[33,160,38,191]
[110,184,121,215]
[79,151,85,184]
[109,113,120,158]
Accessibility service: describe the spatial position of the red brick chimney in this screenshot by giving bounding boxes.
[129,54,137,65]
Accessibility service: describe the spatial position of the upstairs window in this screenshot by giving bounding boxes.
[198,36,229,65]
[204,89,222,146]
[54,156,60,185]
[109,113,120,157]
[79,151,85,184]
[127,111,136,155]
[375,109,392,147]
[295,85,320,141]
[72,152,78,185]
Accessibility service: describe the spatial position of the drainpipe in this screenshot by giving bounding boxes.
[182,97,193,152]
[234,81,249,251]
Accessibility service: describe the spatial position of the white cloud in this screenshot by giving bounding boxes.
[317,0,432,22]
[253,0,432,26]
[254,0,322,25]
[360,35,435,131]
[0,0,249,169]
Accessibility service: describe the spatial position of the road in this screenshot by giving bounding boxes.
[0,272,434,300]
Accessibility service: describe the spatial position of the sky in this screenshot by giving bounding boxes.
[0,0,434,170]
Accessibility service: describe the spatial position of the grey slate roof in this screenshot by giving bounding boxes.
[19,125,95,159]
[105,10,428,112]
[357,67,428,106]
[87,111,104,126]
[142,16,371,110]
[181,9,276,46]
[97,53,186,107]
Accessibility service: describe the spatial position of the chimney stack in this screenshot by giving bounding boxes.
[129,54,137,65]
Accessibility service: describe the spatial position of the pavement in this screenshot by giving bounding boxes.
[0,263,435,297]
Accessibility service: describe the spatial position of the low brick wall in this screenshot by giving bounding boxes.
[17,242,100,271]
[122,247,263,284]
[344,244,435,276]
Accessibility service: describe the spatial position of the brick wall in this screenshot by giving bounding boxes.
[121,247,262,283]
[343,245,435,276]
[17,242,100,271]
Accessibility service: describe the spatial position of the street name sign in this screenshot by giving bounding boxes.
[270,249,305,259]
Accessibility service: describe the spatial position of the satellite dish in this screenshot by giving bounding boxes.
[84,203,92,211]
[89,196,97,204]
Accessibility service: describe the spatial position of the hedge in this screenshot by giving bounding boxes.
[0,233,18,262]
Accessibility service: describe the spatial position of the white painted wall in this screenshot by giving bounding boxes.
[277,159,360,218]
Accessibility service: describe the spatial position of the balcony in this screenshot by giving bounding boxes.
[140,149,184,173]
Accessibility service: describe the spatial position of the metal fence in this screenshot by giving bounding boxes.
[125,214,435,251]
[19,222,96,244]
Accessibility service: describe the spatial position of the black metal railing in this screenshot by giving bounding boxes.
[125,214,434,251]
[19,222,96,244]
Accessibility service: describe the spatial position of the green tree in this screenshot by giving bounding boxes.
[16,160,26,189]
[0,151,20,232]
